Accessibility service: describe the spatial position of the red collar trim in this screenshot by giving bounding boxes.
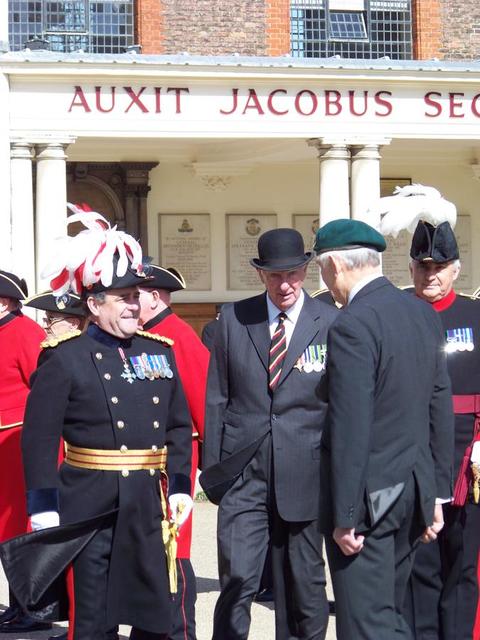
[432,289,456,312]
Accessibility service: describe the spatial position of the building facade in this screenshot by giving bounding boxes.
[2,1,480,329]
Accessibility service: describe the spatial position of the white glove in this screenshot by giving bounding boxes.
[168,494,193,527]
[30,511,60,531]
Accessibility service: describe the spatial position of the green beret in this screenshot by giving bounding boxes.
[314,219,386,254]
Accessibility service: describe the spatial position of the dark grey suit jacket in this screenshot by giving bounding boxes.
[202,291,338,522]
[320,276,454,533]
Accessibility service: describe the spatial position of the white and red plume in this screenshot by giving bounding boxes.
[42,203,143,297]
[371,184,457,238]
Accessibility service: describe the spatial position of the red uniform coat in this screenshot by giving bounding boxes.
[0,312,45,541]
[144,309,209,558]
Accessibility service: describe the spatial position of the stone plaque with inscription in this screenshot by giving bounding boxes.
[292,214,321,292]
[227,214,277,290]
[158,214,211,291]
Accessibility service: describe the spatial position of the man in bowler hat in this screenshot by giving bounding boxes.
[202,228,337,639]
[315,219,454,640]
[405,220,480,640]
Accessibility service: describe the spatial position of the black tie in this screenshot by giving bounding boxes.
[269,312,287,390]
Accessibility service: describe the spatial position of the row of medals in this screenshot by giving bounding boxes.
[295,345,327,373]
[121,353,173,383]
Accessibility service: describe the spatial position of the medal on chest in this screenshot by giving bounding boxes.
[294,344,327,373]
[126,352,174,381]
[445,327,474,353]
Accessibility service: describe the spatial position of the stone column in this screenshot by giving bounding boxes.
[10,142,35,292]
[35,143,69,290]
[308,140,351,224]
[350,140,390,227]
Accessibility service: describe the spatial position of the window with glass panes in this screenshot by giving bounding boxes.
[8,0,135,53]
[291,0,412,60]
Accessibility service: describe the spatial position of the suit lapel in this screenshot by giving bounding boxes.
[277,295,319,387]
[245,294,270,373]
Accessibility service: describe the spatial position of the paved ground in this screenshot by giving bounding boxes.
[0,500,337,639]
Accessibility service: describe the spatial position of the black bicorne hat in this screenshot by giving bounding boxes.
[0,270,28,300]
[410,221,459,263]
[250,228,312,272]
[25,291,86,317]
[139,265,186,292]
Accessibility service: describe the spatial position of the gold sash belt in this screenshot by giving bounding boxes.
[0,421,22,431]
[65,443,167,471]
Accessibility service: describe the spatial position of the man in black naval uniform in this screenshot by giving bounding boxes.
[405,220,480,640]
[19,213,192,640]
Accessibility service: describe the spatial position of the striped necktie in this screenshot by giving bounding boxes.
[269,312,287,390]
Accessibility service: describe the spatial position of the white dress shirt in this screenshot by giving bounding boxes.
[266,290,305,347]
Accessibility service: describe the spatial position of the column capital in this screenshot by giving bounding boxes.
[307,139,351,161]
[10,141,35,160]
[350,144,382,162]
[35,142,69,161]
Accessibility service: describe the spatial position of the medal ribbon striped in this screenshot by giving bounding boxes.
[269,312,287,390]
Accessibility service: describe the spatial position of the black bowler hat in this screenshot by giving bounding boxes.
[314,219,386,254]
[250,228,312,272]
[25,291,85,317]
[410,221,459,263]
[140,265,186,292]
[0,270,28,300]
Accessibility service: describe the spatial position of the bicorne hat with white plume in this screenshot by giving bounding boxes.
[372,184,459,263]
[42,204,150,298]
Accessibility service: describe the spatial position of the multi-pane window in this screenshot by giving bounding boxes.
[8,1,135,53]
[291,0,412,60]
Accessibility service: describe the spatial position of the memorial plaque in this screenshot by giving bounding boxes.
[158,214,211,290]
[292,214,321,292]
[227,214,277,290]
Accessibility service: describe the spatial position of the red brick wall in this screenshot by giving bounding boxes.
[412,0,442,59]
[136,0,164,54]
[266,0,291,56]
[155,0,268,56]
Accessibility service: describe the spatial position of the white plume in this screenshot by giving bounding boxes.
[371,184,457,238]
[42,203,143,296]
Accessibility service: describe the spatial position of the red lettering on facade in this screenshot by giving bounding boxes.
[242,89,265,115]
[471,94,480,118]
[267,89,288,115]
[349,90,368,116]
[325,90,342,116]
[95,86,116,113]
[166,87,190,114]
[424,92,442,117]
[155,87,162,113]
[124,87,148,113]
[294,90,317,116]
[374,91,393,116]
[219,88,238,115]
[449,92,465,118]
[68,86,91,112]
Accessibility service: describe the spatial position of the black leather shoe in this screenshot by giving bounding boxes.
[48,633,68,640]
[0,605,20,625]
[0,612,52,633]
[255,587,274,602]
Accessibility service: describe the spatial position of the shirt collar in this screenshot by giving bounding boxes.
[87,323,132,348]
[348,273,383,305]
[266,289,305,325]
[143,307,172,331]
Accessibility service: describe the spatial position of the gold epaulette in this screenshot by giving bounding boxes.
[458,291,480,301]
[310,287,329,298]
[136,329,174,346]
[41,329,82,349]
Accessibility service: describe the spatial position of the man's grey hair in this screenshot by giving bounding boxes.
[410,258,461,272]
[316,247,381,270]
[83,291,106,314]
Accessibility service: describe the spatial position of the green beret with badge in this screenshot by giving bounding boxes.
[314,219,387,254]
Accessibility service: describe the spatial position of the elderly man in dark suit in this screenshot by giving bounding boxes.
[315,219,454,640]
[201,228,337,640]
